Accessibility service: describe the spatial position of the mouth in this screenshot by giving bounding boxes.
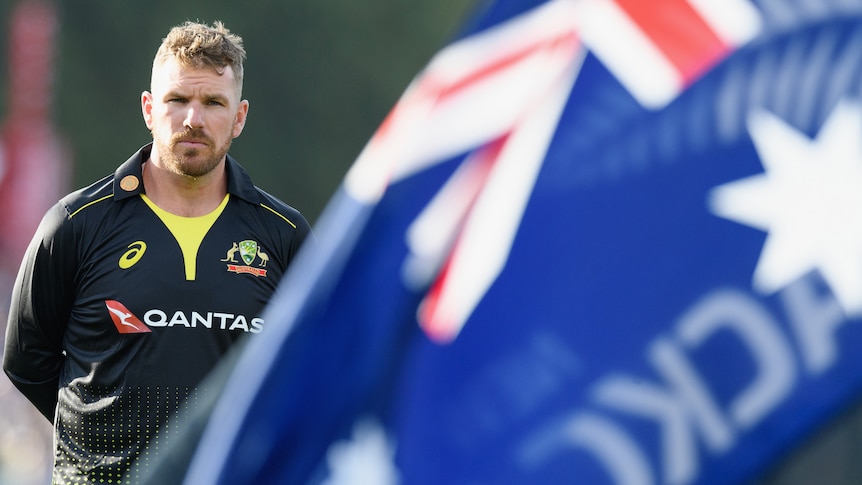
[172,128,211,148]
[175,139,210,149]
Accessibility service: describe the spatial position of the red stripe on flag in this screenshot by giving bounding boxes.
[614,0,730,83]
[419,31,580,105]
[418,135,508,342]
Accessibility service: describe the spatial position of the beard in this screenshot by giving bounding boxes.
[155,128,232,178]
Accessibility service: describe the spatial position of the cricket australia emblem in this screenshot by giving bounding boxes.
[240,240,258,265]
[222,240,269,277]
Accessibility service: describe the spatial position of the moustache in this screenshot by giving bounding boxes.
[171,129,212,146]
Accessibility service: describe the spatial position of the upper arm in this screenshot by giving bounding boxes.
[3,202,77,383]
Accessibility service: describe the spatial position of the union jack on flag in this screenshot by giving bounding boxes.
[169,1,862,484]
[347,0,759,344]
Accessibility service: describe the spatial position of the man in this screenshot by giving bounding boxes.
[2,20,312,483]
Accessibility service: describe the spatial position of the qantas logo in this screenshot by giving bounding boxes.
[105,300,264,334]
[105,300,151,333]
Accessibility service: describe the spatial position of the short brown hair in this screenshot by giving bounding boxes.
[152,20,246,96]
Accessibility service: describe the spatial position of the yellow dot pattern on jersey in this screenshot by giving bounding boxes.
[51,385,210,484]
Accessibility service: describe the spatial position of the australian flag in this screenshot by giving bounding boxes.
[177,1,862,484]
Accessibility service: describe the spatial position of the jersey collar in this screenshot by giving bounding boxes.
[112,143,262,204]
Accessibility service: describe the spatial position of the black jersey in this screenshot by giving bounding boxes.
[2,144,311,484]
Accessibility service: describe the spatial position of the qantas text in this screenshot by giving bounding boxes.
[143,309,264,333]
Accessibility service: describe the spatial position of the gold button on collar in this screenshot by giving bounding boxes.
[120,175,140,192]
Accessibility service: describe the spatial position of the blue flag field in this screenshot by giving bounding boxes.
[180,1,862,483]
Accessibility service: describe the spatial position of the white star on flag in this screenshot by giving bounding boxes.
[322,419,399,485]
[709,100,862,316]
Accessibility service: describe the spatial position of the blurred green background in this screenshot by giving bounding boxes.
[0,1,475,483]
[0,0,477,224]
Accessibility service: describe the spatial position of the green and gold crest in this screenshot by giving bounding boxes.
[239,240,258,265]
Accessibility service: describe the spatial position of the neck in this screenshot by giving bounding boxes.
[141,158,228,217]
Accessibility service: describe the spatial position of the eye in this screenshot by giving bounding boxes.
[207,99,226,106]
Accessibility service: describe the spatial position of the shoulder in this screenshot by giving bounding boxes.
[61,145,149,221]
[225,155,312,238]
[253,187,311,233]
[60,174,116,221]
[24,174,117,265]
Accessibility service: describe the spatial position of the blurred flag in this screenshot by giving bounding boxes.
[181,0,862,484]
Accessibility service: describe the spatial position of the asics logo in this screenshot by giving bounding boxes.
[119,241,147,269]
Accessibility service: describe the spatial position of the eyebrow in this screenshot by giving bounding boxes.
[163,90,231,104]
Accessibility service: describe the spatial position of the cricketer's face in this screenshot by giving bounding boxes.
[142,56,248,178]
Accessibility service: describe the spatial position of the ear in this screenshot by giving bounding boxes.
[141,91,155,130]
[232,99,250,138]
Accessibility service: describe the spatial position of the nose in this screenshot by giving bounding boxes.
[183,104,204,129]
